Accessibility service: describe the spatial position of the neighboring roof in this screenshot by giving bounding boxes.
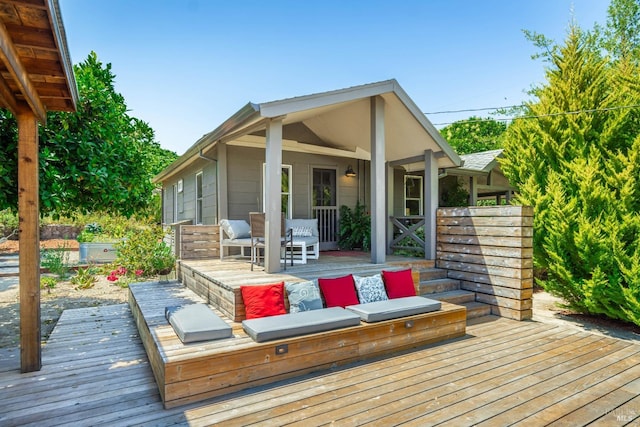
[0,0,78,122]
[155,79,462,183]
[455,149,503,175]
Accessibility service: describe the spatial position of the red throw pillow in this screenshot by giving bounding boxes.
[382,269,416,299]
[318,274,359,308]
[241,282,287,319]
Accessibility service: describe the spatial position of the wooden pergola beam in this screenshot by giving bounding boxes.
[0,72,20,115]
[0,19,46,123]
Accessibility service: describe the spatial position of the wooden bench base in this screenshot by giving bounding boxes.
[129,281,467,409]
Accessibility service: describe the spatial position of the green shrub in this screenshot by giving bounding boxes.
[392,226,425,258]
[500,27,640,326]
[114,225,175,276]
[338,201,370,251]
[40,276,58,293]
[71,267,98,289]
[41,244,70,278]
[440,180,469,207]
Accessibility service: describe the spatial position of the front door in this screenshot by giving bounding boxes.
[312,168,338,250]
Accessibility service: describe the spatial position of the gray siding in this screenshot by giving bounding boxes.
[161,158,218,225]
[227,146,365,221]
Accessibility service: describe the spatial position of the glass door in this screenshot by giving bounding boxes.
[312,168,338,250]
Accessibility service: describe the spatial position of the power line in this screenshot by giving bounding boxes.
[431,104,640,126]
[424,105,523,115]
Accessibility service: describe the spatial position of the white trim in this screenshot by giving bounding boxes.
[177,179,183,193]
[172,184,178,223]
[262,163,293,219]
[404,175,423,216]
[195,171,203,225]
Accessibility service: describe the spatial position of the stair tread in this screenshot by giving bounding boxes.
[420,277,458,284]
[427,289,475,298]
[464,301,492,309]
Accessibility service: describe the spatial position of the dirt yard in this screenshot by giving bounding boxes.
[0,239,130,348]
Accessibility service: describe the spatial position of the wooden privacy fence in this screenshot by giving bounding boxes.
[436,206,533,321]
[180,225,220,260]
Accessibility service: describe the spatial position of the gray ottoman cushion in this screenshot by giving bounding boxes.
[165,304,233,343]
[345,296,441,322]
[242,307,361,342]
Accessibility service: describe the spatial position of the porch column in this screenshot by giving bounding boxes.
[264,118,283,273]
[370,96,385,264]
[18,111,41,372]
[424,149,438,260]
[217,142,228,222]
[469,176,478,206]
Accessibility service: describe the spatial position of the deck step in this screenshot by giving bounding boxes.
[415,267,449,281]
[463,301,492,319]
[426,289,476,305]
[418,277,461,294]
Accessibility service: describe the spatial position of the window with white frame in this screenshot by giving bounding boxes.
[263,164,292,218]
[172,184,178,223]
[404,175,423,216]
[196,171,203,225]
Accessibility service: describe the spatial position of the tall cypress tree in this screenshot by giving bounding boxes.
[501,25,640,325]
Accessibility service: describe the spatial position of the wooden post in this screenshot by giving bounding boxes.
[18,111,41,372]
[469,176,478,206]
[370,96,386,264]
[264,119,283,273]
[217,142,228,223]
[424,149,438,259]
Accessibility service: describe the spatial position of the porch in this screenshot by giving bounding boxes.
[1,303,639,425]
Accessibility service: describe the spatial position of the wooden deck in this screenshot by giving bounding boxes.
[1,303,640,425]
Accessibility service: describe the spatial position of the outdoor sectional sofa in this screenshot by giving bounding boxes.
[129,271,466,408]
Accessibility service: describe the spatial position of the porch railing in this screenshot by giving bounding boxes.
[389,216,425,254]
[313,206,338,250]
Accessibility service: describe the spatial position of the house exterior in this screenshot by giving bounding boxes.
[154,80,462,272]
[440,149,515,206]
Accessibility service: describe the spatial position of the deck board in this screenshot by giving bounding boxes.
[1,303,639,426]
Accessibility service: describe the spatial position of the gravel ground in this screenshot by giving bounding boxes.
[0,240,638,350]
[0,239,129,348]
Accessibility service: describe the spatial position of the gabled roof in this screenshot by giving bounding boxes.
[155,79,461,182]
[0,0,78,122]
[456,149,503,174]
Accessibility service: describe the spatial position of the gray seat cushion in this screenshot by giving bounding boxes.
[290,236,319,246]
[242,307,361,342]
[345,296,441,322]
[165,304,233,343]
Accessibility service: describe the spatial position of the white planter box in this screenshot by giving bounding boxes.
[79,242,117,263]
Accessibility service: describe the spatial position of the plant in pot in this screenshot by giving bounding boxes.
[338,201,371,251]
[151,241,176,275]
[77,223,120,263]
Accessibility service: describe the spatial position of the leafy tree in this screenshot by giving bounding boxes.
[599,0,640,61]
[0,52,177,218]
[501,24,640,325]
[439,117,506,155]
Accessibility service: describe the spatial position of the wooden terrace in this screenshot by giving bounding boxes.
[1,303,639,425]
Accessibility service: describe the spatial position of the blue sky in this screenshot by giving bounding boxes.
[59,1,610,154]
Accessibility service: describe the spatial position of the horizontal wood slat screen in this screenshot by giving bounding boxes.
[180,225,220,260]
[436,206,534,320]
